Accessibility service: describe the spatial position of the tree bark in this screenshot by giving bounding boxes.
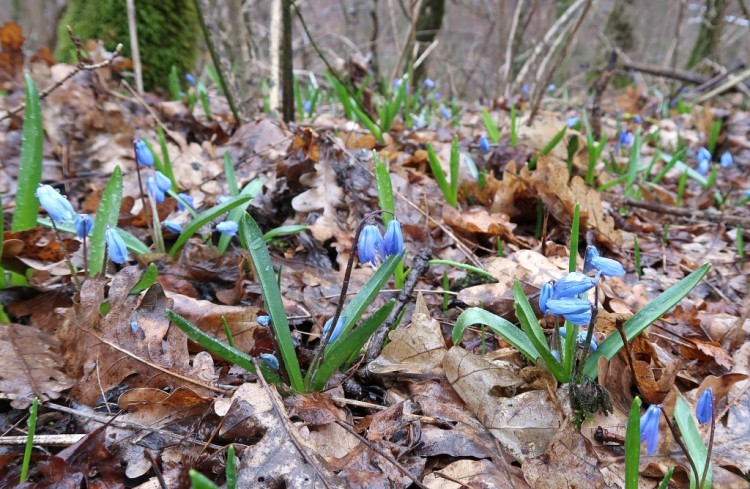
[686,0,727,69]
[281,0,295,122]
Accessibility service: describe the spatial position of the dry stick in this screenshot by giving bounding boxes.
[527,0,591,125]
[252,358,335,489]
[590,51,618,140]
[144,448,167,489]
[43,402,224,450]
[502,0,525,100]
[333,419,429,489]
[695,66,750,103]
[365,247,432,362]
[0,44,123,123]
[512,0,585,94]
[391,0,424,83]
[119,80,186,150]
[125,0,143,94]
[614,196,750,227]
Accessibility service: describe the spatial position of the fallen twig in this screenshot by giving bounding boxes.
[614,196,750,227]
[591,51,618,140]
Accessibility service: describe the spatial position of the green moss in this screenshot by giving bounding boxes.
[55,0,199,91]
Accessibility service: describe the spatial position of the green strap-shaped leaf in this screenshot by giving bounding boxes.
[583,263,711,377]
[89,167,123,276]
[12,74,44,232]
[130,263,158,295]
[311,300,395,391]
[674,395,711,489]
[452,307,540,361]
[217,179,263,253]
[38,217,149,254]
[624,396,642,489]
[239,214,304,392]
[168,194,254,257]
[166,309,280,384]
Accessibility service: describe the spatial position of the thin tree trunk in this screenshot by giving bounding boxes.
[686,0,727,69]
[269,0,282,117]
[281,0,295,123]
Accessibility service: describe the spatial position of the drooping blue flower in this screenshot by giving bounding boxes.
[697,157,710,176]
[434,92,442,100]
[105,227,129,264]
[696,387,714,425]
[74,214,93,238]
[163,221,182,234]
[522,84,529,95]
[260,353,280,370]
[323,315,347,343]
[590,256,626,277]
[720,151,733,168]
[177,193,194,211]
[383,220,404,258]
[358,224,384,266]
[257,315,270,327]
[216,221,239,236]
[423,78,436,90]
[545,298,592,325]
[583,245,600,273]
[131,320,139,334]
[640,404,662,455]
[576,330,597,351]
[441,106,451,119]
[36,184,76,223]
[303,100,312,114]
[618,130,634,148]
[133,138,154,168]
[566,116,580,128]
[147,176,166,203]
[553,272,595,299]
[634,115,642,124]
[153,171,172,193]
[547,84,556,92]
[479,135,491,153]
[185,73,196,86]
[697,146,711,164]
[539,282,553,315]
[393,79,402,90]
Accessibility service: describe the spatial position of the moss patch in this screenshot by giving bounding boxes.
[55,0,199,91]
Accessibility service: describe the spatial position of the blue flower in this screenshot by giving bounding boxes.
[185,73,196,86]
[539,282,553,315]
[358,224,384,266]
[257,315,270,327]
[553,272,595,299]
[479,135,491,153]
[696,387,714,425]
[522,84,529,95]
[147,176,166,203]
[720,151,733,168]
[133,138,154,168]
[383,220,404,258]
[590,256,626,277]
[303,100,312,114]
[640,404,662,455]
[697,146,711,164]
[618,130,634,148]
[153,171,172,192]
[216,221,239,236]
[423,78,436,90]
[575,330,597,351]
[441,107,451,119]
[566,116,580,128]
[131,320,139,333]
[36,184,76,223]
[323,315,347,343]
[105,227,129,264]
[163,221,182,234]
[260,353,279,370]
[177,193,194,211]
[583,245,600,273]
[547,84,556,92]
[545,298,592,325]
[634,115,642,124]
[74,214,93,238]
[697,158,710,176]
[434,92,442,100]
[393,79,402,90]
[551,349,560,362]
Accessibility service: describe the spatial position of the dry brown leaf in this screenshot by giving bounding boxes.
[442,205,518,244]
[291,159,344,242]
[0,22,24,84]
[368,305,446,375]
[60,268,215,406]
[422,459,525,489]
[0,323,75,408]
[443,346,561,460]
[520,155,623,247]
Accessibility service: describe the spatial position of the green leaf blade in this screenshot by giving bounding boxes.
[89,167,123,276]
[12,74,44,232]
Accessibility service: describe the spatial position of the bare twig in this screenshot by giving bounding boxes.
[333,419,429,489]
[695,66,750,103]
[614,195,750,227]
[0,43,123,123]
[502,0,525,99]
[591,51,618,139]
[366,247,432,361]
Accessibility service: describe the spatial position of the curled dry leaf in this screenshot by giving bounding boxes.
[422,459,526,489]
[0,323,75,408]
[60,267,215,406]
[442,205,519,246]
[443,346,562,460]
[291,158,344,243]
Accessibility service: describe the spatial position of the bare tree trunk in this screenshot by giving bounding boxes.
[281,0,295,122]
[269,0,282,117]
[686,0,727,69]
[413,0,445,83]
[227,0,253,106]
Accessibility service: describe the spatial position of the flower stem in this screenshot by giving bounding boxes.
[658,406,701,485]
[51,221,80,289]
[699,405,715,489]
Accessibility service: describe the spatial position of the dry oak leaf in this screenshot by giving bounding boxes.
[368,297,446,375]
[291,159,344,243]
[520,155,623,247]
[442,205,518,245]
[0,323,75,408]
[60,268,216,406]
[443,346,562,461]
[422,459,526,489]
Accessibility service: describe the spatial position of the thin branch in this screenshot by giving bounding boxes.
[502,0,525,99]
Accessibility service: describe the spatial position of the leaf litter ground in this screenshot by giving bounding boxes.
[1,32,750,489]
